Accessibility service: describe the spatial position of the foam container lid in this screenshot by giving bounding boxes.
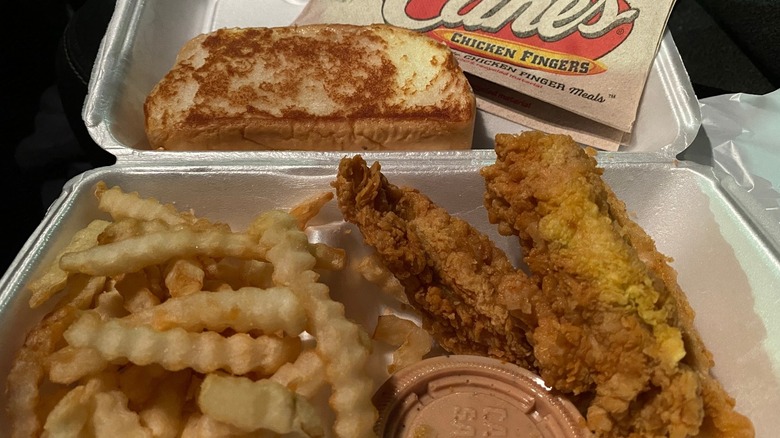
[84,0,700,159]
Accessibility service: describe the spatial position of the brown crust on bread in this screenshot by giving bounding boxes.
[144,24,476,151]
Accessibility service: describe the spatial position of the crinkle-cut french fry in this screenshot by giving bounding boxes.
[127,287,306,335]
[119,364,168,407]
[249,212,312,281]
[47,345,110,384]
[94,288,129,320]
[198,374,323,437]
[373,314,433,374]
[8,350,47,438]
[357,253,409,305]
[64,312,301,375]
[185,372,203,400]
[311,243,346,271]
[180,412,254,438]
[289,191,334,230]
[41,373,118,437]
[202,281,235,293]
[59,230,267,277]
[120,288,160,314]
[164,257,205,297]
[270,350,326,399]
[372,314,419,346]
[42,378,102,437]
[252,210,377,438]
[58,274,108,311]
[27,219,110,308]
[144,265,167,300]
[8,305,79,438]
[37,384,73,433]
[114,270,153,296]
[204,257,275,290]
[15,182,373,437]
[92,390,153,437]
[114,271,160,313]
[98,217,171,245]
[95,182,230,233]
[95,181,192,226]
[139,369,191,438]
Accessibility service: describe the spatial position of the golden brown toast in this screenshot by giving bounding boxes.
[144,24,476,151]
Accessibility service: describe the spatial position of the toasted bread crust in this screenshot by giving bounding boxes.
[144,24,476,151]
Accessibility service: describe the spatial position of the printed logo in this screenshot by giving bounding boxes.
[382,0,640,75]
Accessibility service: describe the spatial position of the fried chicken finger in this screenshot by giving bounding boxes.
[334,155,538,369]
[481,131,754,438]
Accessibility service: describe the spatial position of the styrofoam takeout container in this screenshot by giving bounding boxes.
[85,0,699,158]
[1,154,780,435]
[1,0,780,436]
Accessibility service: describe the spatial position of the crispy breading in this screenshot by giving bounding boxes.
[333,155,538,368]
[481,131,754,437]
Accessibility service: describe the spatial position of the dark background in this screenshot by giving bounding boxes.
[2,0,779,275]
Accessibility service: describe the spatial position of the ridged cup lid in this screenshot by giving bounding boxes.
[373,355,589,438]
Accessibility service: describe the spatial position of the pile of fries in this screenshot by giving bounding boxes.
[7,182,378,437]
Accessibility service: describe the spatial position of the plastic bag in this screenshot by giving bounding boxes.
[695,89,780,225]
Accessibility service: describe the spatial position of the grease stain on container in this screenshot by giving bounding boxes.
[373,355,590,437]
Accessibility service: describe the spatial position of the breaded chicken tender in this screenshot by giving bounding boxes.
[481,131,754,438]
[333,155,538,368]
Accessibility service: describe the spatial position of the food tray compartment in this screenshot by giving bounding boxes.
[85,0,700,158]
[0,152,778,435]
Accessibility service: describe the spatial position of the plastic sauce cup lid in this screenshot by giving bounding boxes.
[373,355,589,438]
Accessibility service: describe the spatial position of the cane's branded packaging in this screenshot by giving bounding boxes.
[295,0,677,150]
